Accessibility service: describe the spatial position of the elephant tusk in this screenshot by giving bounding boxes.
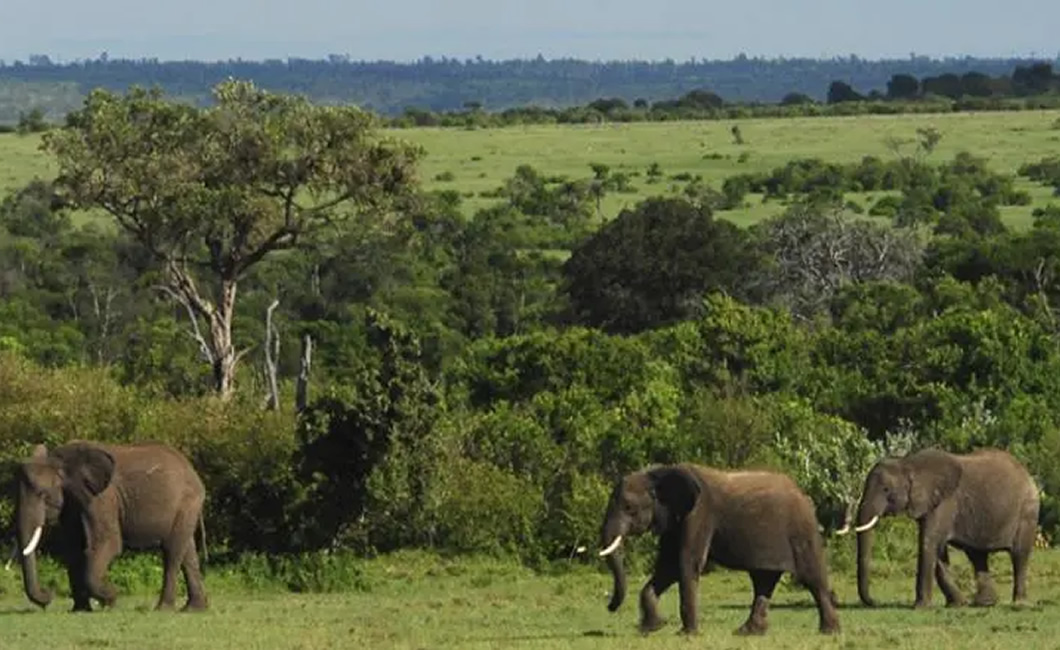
[835,524,851,536]
[853,515,880,533]
[21,526,43,556]
[598,535,623,557]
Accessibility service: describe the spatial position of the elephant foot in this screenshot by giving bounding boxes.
[972,593,998,607]
[71,602,93,613]
[944,597,966,608]
[912,599,932,610]
[678,626,700,636]
[182,599,208,612]
[638,616,666,634]
[735,620,768,636]
[819,620,840,635]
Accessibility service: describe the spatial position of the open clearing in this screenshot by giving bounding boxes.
[3,108,1060,228]
[1,547,1059,649]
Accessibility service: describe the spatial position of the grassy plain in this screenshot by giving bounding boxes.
[0,545,1058,649]
[2,109,1060,229]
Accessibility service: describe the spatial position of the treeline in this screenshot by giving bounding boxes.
[4,84,1060,563]
[392,63,1060,127]
[1,53,1058,121]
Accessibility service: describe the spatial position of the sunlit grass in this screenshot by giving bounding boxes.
[3,108,1060,228]
[0,542,1059,649]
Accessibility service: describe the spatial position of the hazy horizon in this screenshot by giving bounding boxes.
[2,0,1059,64]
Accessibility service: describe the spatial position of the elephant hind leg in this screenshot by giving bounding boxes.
[964,549,997,607]
[157,509,202,611]
[180,545,208,611]
[1010,544,1033,604]
[791,537,839,633]
[735,570,781,636]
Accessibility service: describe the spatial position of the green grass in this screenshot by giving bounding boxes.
[3,109,1060,228]
[1,544,1060,649]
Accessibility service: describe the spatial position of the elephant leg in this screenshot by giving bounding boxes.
[65,549,92,612]
[934,546,965,607]
[1010,547,1032,604]
[180,545,208,611]
[156,545,182,610]
[84,537,121,608]
[914,519,944,608]
[158,511,202,611]
[736,570,781,636]
[60,524,92,612]
[638,557,677,634]
[964,549,997,607]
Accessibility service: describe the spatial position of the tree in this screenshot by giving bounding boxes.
[752,201,924,318]
[886,74,920,100]
[562,197,760,333]
[43,80,421,399]
[827,81,863,104]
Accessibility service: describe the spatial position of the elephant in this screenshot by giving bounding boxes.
[841,447,1039,608]
[598,463,839,636]
[15,440,209,612]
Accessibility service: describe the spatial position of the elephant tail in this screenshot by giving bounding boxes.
[197,513,208,567]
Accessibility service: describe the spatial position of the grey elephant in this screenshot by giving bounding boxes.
[841,447,1039,608]
[15,440,208,611]
[598,463,839,636]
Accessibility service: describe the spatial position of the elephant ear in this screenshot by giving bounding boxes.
[55,444,116,500]
[649,466,702,531]
[904,449,962,519]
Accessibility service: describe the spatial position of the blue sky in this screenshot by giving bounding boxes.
[2,0,1058,63]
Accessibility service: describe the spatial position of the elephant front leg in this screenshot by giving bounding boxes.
[65,551,92,612]
[84,539,121,608]
[914,521,942,608]
[934,547,965,607]
[638,566,676,634]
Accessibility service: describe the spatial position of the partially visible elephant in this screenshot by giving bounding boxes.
[842,447,1039,608]
[598,463,839,636]
[15,440,208,611]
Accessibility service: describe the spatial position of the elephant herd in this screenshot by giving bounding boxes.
[4,440,1042,640]
[597,448,1040,636]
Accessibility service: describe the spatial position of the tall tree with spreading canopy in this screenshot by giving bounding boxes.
[43,80,421,399]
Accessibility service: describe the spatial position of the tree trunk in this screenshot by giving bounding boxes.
[263,299,280,410]
[206,279,238,401]
[295,333,313,413]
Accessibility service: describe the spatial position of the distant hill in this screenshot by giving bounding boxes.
[1,54,1059,123]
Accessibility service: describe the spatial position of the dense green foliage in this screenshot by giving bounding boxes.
[3,81,1060,572]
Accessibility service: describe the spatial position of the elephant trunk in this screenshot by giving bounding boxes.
[16,503,52,608]
[600,514,627,611]
[856,501,880,607]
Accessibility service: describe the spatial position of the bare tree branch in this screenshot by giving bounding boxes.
[154,284,215,364]
[263,299,281,411]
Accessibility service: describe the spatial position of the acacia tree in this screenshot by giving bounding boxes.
[43,80,421,399]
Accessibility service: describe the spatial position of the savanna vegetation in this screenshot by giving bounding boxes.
[2,75,1060,645]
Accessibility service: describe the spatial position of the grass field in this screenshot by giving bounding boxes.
[0,545,1059,649]
[2,109,1060,229]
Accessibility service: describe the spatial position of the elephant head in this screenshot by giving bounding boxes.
[597,466,701,612]
[15,443,115,608]
[850,449,961,606]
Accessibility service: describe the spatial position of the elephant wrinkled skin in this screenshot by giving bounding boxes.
[16,440,208,612]
[598,463,839,636]
[848,447,1039,608]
